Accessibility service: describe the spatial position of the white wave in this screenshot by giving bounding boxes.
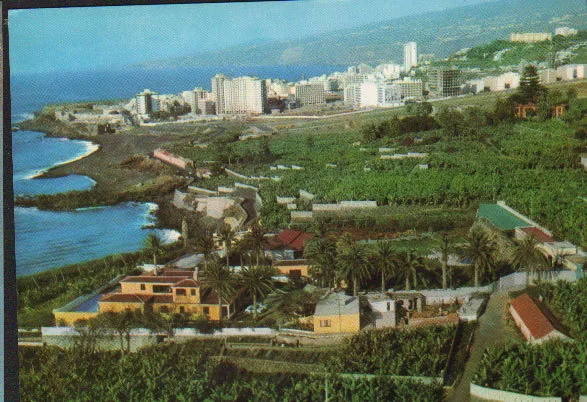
[74,206,106,212]
[157,229,181,244]
[24,140,100,180]
[12,113,35,123]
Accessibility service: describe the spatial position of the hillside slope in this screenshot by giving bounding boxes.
[141,0,586,68]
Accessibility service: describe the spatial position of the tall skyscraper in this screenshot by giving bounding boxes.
[212,75,267,115]
[135,89,158,116]
[404,42,417,71]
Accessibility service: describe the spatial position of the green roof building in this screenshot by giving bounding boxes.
[477,203,532,231]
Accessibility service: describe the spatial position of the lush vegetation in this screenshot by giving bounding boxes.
[536,278,587,341]
[17,243,186,328]
[327,325,456,377]
[19,339,445,401]
[441,31,587,70]
[169,80,586,245]
[473,341,587,399]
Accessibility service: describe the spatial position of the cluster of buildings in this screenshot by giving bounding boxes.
[52,26,583,129]
[510,26,579,43]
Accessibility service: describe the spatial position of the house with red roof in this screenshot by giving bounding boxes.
[509,293,570,344]
[267,229,313,260]
[98,268,242,322]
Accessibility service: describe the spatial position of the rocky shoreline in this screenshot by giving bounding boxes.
[14,114,191,232]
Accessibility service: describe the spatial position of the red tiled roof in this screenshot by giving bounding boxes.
[521,227,554,243]
[159,269,195,277]
[121,276,186,284]
[173,279,201,288]
[275,230,313,251]
[511,293,555,340]
[278,229,302,245]
[100,294,152,303]
[290,232,313,251]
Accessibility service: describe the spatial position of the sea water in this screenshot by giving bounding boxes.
[10,65,344,276]
[12,130,98,196]
[15,203,179,277]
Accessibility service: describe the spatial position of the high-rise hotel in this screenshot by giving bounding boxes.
[404,42,417,71]
[212,74,267,115]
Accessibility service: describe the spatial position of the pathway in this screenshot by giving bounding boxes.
[448,291,520,402]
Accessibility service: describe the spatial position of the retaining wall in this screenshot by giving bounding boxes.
[470,383,562,402]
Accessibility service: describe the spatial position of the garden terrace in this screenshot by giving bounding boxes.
[19,338,446,401]
[169,111,586,246]
[327,325,457,377]
[473,341,587,399]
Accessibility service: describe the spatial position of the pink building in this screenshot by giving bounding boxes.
[153,149,193,170]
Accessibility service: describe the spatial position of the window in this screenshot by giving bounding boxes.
[320,320,331,328]
[153,285,171,293]
[140,284,146,291]
[179,306,185,314]
[176,289,186,296]
[191,289,196,296]
[203,307,209,315]
[160,306,169,313]
[289,269,302,279]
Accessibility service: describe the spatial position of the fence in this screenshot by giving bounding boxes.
[498,270,578,292]
[41,326,277,351]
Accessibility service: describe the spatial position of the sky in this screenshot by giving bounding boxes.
[9,0,498,74]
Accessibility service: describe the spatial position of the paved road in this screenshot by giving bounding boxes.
[448,291,520,402]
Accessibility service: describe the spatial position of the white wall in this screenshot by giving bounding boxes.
[470,383,561,401]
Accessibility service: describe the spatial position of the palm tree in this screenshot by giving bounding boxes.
[395,250,424,290]
[195,233,216,270]
[433,233,451,289]
[218,224,236,267]
[510,234,549,285]
[92,311,136,355]
[459,228,497,288]
[374,240,396,292]
[304,235,337,288]
[143,232,164,275]
[245,223,267,267]
[239,265,277,319]
[336,241,371,296]
[199,258,237,322]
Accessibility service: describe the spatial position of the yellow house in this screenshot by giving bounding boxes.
[97,269,240,322]
[313,292,361,334]
[273,259,310,278]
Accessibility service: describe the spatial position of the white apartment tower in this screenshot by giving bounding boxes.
[212,74,267,115]
[136,89,158,116]
[292,83,326,106]
[404,42,417,71]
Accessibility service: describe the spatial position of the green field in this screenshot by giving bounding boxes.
[169,98,586,247]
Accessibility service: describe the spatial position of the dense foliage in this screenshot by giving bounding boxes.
[473,341,587,399]
[17,242,186,327]
[328,325,456,377]
[171,95,586,246]
[536,278,587,341]
[19,340,445,401]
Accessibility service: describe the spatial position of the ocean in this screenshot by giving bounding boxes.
[10,65,344,276]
